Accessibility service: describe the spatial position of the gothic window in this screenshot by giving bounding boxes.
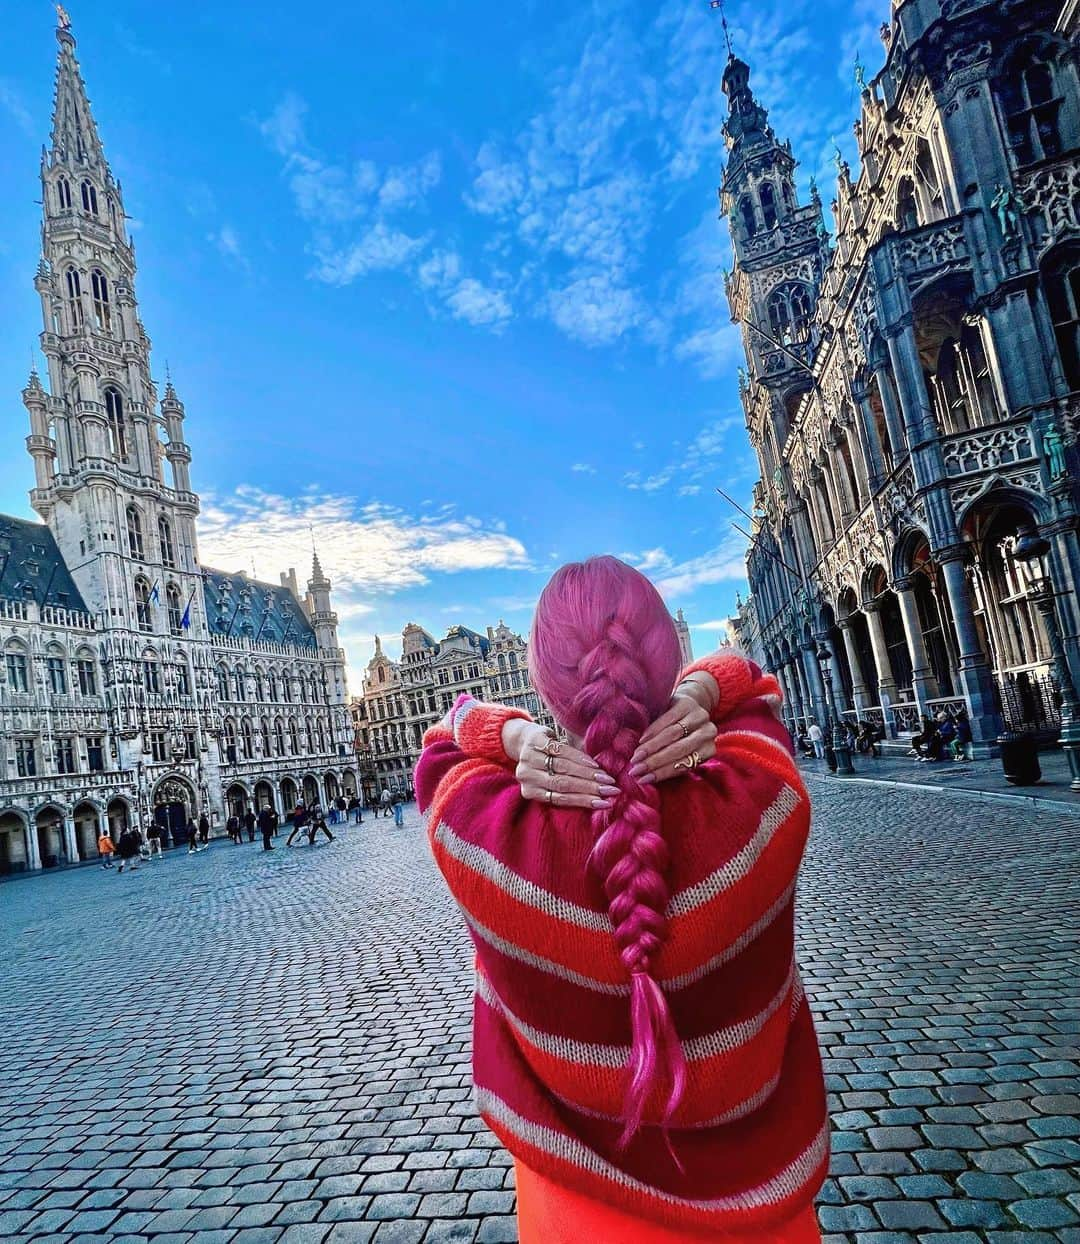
[739,196,756,238]
[142,650,162,694]
[274,718,286,756]
[80,180,99,215]
[134,576,152,632]
[166,583,183,635]
[223,718,238,764]
[837,433,864,512]
[760,182,778,230]
[45,649,67,694]
[896,177,918,231]
[126,505,144,559]
[65,266,83,328]
[913,139,945,222]
[782,181,795,212]
[288,719,300,753]
[233,667,247,701]
[90,268,110,331]
[268,672,279,702]
[158,515,176,568]
[176,659,190,697]
[56,176,72,210]
[282,674,293,703]
[767,282,813,345]
[1045,252,1080,390]
[105,389,127,458]
[997,44,1066,166]
[75,654,97,695]
[216,665,230,701]
[926,321,999,433]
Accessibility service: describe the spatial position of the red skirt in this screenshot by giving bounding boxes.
[515,1161,821,1244]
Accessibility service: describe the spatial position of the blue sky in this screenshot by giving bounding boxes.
[0,0,883,683]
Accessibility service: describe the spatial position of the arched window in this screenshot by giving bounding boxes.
[233,667,247,702]
[1046,252,1080,390]
[274,718,286,757]
[896,177,918,231]
[142,649,161,694]
[4,640,30,692]
[289,719,300,753]
[739,196,756,238]
[80,180,99,215]
[223,718,238,763]
[126,505,144,559]
[56,176,72,210]
[509,653,518,670]
[299,675,309,704]
[166,583,183,635]
[926,317,999,433]
[913,139,945,222]
[254,669,265,702]
[90,269,110,331]
[282,675,293,704]
[75,649,97,695]
[267,672,279,702]
[260,717,271,756]
[175,659,190,697]
[45,645,67,694]
[767,283,813,345]
[134,577,152,631]
[997,43,1066,166]
[497,653,506,672]
[760,182,778,230]
[158,515,176,568]
[241,719,254,760]
[217,665,230,701]
[105,389,126,458]
[65,267,83,328]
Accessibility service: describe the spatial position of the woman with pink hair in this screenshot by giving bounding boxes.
[415,556,827,1242]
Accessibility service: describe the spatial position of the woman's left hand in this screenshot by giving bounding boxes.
[628,685,718,785]
[503,720,620,810]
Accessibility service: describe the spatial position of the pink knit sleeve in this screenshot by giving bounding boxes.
[680,651,782,724]
[421,693,532,768]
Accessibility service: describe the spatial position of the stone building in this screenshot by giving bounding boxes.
[723,0,1080,750]
[350,621,552,799]
[0,17,354,873]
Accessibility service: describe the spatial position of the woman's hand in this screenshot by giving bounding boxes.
[502,720,619,810]
[628,675,719,786]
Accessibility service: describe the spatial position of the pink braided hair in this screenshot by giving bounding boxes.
[529,556,687,1146]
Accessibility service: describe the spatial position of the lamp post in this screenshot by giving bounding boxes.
[1012,525,1080,792]
[817,641,855,776]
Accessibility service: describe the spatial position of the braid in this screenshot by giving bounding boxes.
[570,620,687,1145]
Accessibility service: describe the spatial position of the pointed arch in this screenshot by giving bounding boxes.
[158,514,176,568]
[134,575,152,632]
[80,179,99,216]
[55,175,72,211]
[90,268,110,331]
[65,266,83,328]
[126,504,144,559]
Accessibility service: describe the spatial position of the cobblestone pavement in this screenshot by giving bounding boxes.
[0,783,1078,1244]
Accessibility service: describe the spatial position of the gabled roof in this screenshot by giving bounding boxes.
[201,569,316,649]
[0,514,89,613]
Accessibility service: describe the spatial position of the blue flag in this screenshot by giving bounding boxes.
[181,600,191,629]
[149,580,160,604]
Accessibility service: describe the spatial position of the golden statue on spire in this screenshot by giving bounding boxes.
[56,4,71,30]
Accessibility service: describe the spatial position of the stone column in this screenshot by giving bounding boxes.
[851,380,885,489]
[936,543,1000,747]
[893,576,940,713]
[800,640,828,724]
[862,598,899,706]
[873,366,908,465]
[62,814,78,865]
[25,820,41,872]
[838,618,872,713]
[886,319,937,447]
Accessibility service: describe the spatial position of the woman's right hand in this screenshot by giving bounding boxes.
[502,719,620,810]
[628,674,719,785]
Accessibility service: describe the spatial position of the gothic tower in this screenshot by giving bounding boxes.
[25,14,203,645]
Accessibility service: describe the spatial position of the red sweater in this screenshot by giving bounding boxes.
[415,653,828,1234]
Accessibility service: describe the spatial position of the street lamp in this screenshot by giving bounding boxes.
[1012,524,1080,792]
[816,641,855,777]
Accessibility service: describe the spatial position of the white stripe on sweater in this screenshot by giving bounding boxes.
[476,959,795,1068]
[476,1086,830,1212]
[465,912,630,996]
[433,820,613,933]
[666,782,802,919]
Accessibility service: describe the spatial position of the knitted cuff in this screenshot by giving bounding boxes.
[453,697,532,766]
[680,652,776,722]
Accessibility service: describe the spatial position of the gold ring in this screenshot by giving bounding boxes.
[679,721,691,739]
[673,750,701,771]
[545,789,555,804]
[542,737,562,758]
[545,754,556,776]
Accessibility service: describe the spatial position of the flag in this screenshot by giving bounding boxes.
[149,580,160,604]
[710,1,723,7]
[181,601,191,629]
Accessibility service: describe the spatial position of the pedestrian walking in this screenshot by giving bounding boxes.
[146,821,163,858]
[258,805,275,851]
[348,794,362,824]
[307,809,334,845]
[116,827,141,873]
[334,794,347,825]
[417,556,826,1244]
[97,830,115,870]
[243,808,256,842]
[392,792,404,827]
[285,803,308,846]
[380,787,392,818]
[186,817,200,854]
[808,720,824,759]
[198,812,210,845]
[226,813,240,844]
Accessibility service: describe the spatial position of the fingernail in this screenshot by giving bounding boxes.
[629,752,643,767]
[595,772,614,785]
[591,798,614,809]
[628,762,646,779]
[637,772,656,786]
[598,783,619,796]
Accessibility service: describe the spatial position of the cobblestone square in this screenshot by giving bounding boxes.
[1,781,1078,1243]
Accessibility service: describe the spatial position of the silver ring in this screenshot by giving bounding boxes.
[545,789,554,804]
[545,753,555,776]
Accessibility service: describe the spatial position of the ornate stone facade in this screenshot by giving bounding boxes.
[0,19,355,873]
[724,0,1080,749]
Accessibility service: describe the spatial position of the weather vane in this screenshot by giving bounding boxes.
[854,54,866,91]
[55,4,71,30]
[708,0,734,57]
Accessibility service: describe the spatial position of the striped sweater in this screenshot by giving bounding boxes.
[415,653,828,1235]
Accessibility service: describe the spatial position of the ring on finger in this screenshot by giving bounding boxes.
[545,788,555,804]
[679,720,691,739]
[542,737,562,758]
[545,753,556,776]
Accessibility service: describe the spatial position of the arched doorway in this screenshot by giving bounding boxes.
[820,602,854,716]
[225,783,249,818]
[324,772,340,806]
[254,780,275,812]
[0,811,30,874]
[72,801,101,863]
[280,777,299,820]
[35,805,66,869]
[865,565,913,699]
[153,775,195,846]
[106,797,129,838]
[342,769,357,797]
[302,775,319,807]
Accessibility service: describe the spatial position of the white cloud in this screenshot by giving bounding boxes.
[258,91,308,157]
[691,619,731,631]
[208,224,250,271]
[378,152,442,211]
[678,484,701,496]
[570,463,597,475]
[547,274,643,347]
[653,532,748,597]
[444,278,512,328]
[312,223,427,285]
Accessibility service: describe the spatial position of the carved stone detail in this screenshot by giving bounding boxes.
[941,422,1036,477]
[1015,160,1080,251]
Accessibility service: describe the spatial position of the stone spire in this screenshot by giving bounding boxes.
[49,10,109,177]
